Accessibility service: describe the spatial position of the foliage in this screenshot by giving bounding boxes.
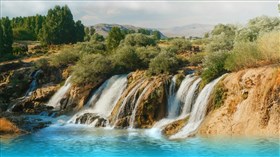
[205,33,234,53]
[188,52,207,66]
[34,58,50,69]
[106,27,125,51]
[122,33,156,47]
[257,31,280,63]
[71,54,112,84]
[49,47,80,67]
[201,51,229,83]
[169,38,192,53]
[11,15,45,40]
[40,5,85,44]
[90,33,105,42]
[0,17,14,55]
[148,51,180,75]
[224,42,261,71]
[135,46,160,68]
[235,16,280,42]
[13,28,36,40]
[112,46,141,72]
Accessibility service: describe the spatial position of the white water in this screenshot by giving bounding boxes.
[25,69,43,97]
[68,75,128,124]
[129,81,154,128]
[168,75,197,118]
[46,76,72,110]
[170,75,225,139]
[113,79,145,127]
[152,75,200,130]
[167,76,177,116]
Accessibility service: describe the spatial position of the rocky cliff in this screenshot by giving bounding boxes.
[199,66,280,137]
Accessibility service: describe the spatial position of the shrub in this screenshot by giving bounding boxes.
[34,58,50,69]
[224,42,261,71]
[257,31,280,63]
[188,52,207,66]
[71,54,112,84]
[135,46,160,68]
[206,33,234,53]
[169,38,192,53]
[122,33,156,47]
[49,47,80,67]
[148,51,180,75]
[202,51,229,83]
[112,46,141,72]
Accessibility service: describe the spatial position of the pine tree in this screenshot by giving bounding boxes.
[1,17,13,53]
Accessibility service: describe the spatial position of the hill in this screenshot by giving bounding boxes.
[159,24,214,38]
[90,23,167,39]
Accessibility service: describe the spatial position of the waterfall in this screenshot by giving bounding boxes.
[129,81,154,128]
[179,78,201,117]
[170,75,224,139]
[68,75,128,125]
[113,79,145,127]
[152,75,200,130]
[167,76,177,118]
[25,69,43,97]
[46,76,72,110]
[168,75,197,118]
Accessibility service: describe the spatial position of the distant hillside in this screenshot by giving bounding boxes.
[90,23,167,39]
[159,24,214,38]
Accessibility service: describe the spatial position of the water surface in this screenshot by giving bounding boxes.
[1,123,279,157]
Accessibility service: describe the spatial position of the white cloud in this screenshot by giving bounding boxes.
[1,1,278,28]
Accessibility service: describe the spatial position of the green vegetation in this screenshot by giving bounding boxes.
[106,27,125,51]
[0,17,14,54]
[40,5,85,45]
[11,15,45,40]
[201,16,280,83]
[148,51,180,75]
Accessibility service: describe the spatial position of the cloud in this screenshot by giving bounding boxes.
[1,1,278,28]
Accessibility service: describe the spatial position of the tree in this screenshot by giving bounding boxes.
[122,33,156,47]
[152,31,161,40]
[40,5,85,44]
[0,17,13,54]
[75,20,85,42]
[106,27,124,51]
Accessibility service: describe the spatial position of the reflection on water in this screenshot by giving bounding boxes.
[1,125,279,157]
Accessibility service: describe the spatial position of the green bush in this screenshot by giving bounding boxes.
[49,47,80,67]
[122,33,156,47]
[202,51,229,83]
[169,38,192,53]
[257,31,280,63]
[112,46,141,72]
[13,28,36,41]
[148,51,180,75]
[224,42,261,71]
[34,58,50,69]
[72,54,112,84]
[135,46,160,68]
[188,52,207,66]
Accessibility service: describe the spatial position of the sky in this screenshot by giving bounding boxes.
[1,0,279,28]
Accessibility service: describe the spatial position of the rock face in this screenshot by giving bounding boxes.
[0,118,22,135]
[109,71,168,128]
[199,66,280,137]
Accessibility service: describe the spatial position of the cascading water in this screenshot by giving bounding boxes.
[46,76,72,110]
[25,69,43,97]
[68,75,128,125]
[152,75,200,130]
[179,78,201,117]
[113,79,145,127]
[129,81,154,128]
[168,75,197,118]
[170,75,225,139]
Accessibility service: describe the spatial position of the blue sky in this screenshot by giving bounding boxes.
[1,1,279,28]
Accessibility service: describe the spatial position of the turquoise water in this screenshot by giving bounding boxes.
[1,124,279,157]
